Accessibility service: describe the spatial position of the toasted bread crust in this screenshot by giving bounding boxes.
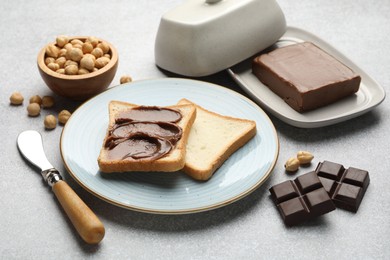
[98,101,196,173]
[178,98,257,181]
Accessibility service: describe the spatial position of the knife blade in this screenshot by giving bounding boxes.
[17,130,105,244]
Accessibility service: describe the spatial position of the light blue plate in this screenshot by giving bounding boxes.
[60,78,279,214]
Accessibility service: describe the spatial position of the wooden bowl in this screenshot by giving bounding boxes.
[37,36,118,101]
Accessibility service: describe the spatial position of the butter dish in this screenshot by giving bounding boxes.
[154,0,286,77]
[228,27,386,128]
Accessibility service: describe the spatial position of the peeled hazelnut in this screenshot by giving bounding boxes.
[64,43,73,52]
[78,68,89,75]
[97,42,110,54]
[95,57,110,69]
[297,151,314,165]
[73,43,83,50]
[69,48,83,62]
[120,75,132,84]
[58,110,71,124]
[27,103,41,117]
[71,39,84,46]
[284,157,300,172]
[10,92,24,105]
[65,64,78,75]
[29,95,42,105]
[45,44,59,58]
[64,60,78,68]
[58,48,67,57]
[56,35,69,48]
[47,62,60,71]
[82,42,94,54]
[86,36,99,47]
[45,57,55,65]
[83,53,96,62]
[44,115,57,130]
[56,68,65,74]
[42,96,55,108]
[80,56,95,71]
[91,47,103,59]
[55,57,67,68]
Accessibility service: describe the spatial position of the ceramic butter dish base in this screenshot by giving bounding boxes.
[229,27,385,128]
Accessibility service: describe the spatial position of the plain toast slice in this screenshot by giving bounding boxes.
[98,100,196,173]
[178,98,257,181]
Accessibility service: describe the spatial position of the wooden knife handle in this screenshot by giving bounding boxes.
[52,180,105,244]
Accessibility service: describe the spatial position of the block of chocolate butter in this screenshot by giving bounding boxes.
[269,171,335,226]
[315,161,370,212]
[252,42,361,112]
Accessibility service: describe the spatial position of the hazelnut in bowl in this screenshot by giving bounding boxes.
[37,36,118,101]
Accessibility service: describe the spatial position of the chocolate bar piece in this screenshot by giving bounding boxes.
[252,42,361,112]
[316,161,370,212]
[269,171,336,226]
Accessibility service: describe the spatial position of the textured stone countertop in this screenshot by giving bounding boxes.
[1,0,389,259]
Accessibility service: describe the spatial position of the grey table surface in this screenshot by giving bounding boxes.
[1,0,389,259]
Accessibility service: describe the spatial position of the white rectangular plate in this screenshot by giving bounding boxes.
[228,26,385,128]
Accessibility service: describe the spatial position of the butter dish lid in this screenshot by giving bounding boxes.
[154,0,286,77]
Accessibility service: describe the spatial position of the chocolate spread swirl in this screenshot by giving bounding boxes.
[104,106,183,161]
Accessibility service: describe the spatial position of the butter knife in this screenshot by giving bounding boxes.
[17,130,105,244]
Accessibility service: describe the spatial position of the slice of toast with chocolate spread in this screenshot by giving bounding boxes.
[98,100,196,173]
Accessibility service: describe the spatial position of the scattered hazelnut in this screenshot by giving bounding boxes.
[10,92,24,105]
[65,64,78,75]
[120,75,132,84]
[45,44,59,58]
[58,110,71,124]
[42,96,55,108]
[56,35,69,48]
[44,115,57,130]
[29,95,42,105]
[284,157,300,172]
[27,103,41,117]
[297,151,314,165]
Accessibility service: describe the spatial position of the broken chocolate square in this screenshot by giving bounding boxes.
[269,171,336,226]
[316,161,370,212]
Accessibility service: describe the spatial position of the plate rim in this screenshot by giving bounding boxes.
[228,26,386,128]
[60,77,280,214]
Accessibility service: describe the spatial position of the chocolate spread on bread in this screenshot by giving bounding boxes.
[105,106,183,160]
[252,42,361,112]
